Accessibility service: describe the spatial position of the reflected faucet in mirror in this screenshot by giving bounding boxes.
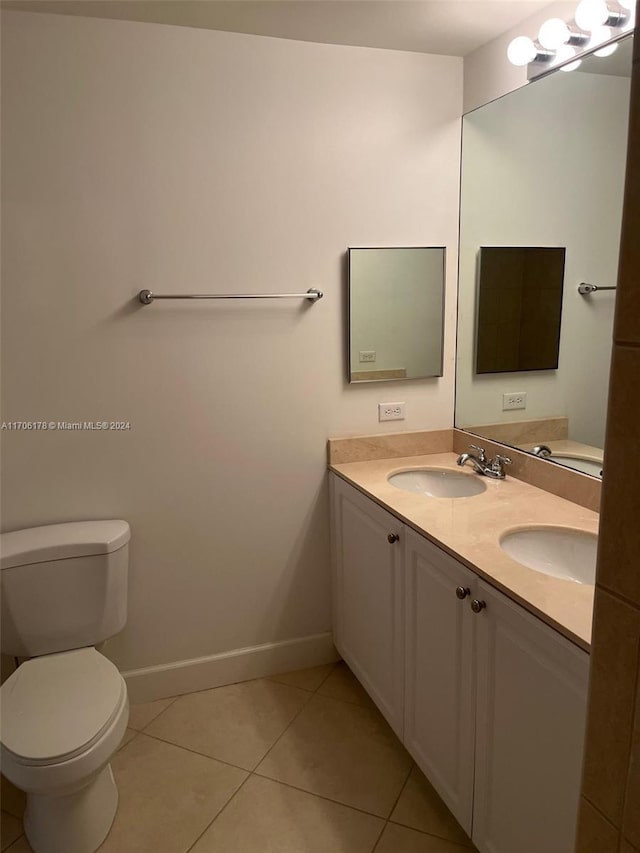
[531,445,552,457]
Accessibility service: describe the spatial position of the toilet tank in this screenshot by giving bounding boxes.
[0,520,130,657]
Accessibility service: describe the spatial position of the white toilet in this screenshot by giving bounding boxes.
[0,520,131,853]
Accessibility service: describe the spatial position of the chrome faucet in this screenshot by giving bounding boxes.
[531,445,552,458]
[456,444,512,479]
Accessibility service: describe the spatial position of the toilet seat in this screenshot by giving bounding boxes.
[0,648,126,766]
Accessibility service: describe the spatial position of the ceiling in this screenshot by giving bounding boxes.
[1,0,555,57]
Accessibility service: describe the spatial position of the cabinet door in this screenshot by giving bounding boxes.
[330,474,404,737]
[404,528,476,834]
[473,580,589,853]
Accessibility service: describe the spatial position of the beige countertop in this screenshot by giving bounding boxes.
[330,452,598,651]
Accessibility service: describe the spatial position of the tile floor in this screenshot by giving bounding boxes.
[1,662,477,853]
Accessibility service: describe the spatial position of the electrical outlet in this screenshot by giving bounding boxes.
[359,350,376,363]
[502,392,527,411]
[379,402,406,422]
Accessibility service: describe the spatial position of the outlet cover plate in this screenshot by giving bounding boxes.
[379,402,406,422]
[502,392,527,411]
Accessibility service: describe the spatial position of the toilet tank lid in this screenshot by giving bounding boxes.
[1,520,130,570]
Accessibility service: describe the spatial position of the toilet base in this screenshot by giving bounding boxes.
[24,763,118,853]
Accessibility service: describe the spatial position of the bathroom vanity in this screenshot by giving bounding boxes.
[329,452,595,853]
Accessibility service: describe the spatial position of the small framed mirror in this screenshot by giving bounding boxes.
[348,247,446,383]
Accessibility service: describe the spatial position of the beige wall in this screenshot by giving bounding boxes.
[0,11,462,681]
[576,23,640,853]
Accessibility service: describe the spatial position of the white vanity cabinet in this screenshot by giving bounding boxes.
[330,473,590,853]
[404,527,476,833]
[330,474,405,737]
[472,579,589,853]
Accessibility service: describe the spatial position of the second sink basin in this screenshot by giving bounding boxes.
[388,468,487,498]
[500,526,598,584]
[549,455,603,478]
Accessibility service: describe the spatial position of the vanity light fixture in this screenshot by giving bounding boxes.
[507,0,632,75]
[574,0,626,30]
[538,18,589,50]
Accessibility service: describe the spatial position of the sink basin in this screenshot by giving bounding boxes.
[500,527,598,584]
[388,468,487,498]
[549,455,603,477]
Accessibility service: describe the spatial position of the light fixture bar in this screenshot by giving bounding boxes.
[507,0,634,78]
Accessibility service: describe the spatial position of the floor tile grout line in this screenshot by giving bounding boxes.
[183,769,253,853]
[316,690,375,710]
[367,761,414,851]
[266,660,339,694]
[371,820,389,852]
[250,770,394,821]
[129,694,181,733]
[3,831,26,852]
[125,667,477,851]
[251,686,316,772]
[133,730,256,774]
[179,670,338,853]
[386,817,475,848]
[314,660,340,691]
[389,761,413,812]
[137,683,317,775]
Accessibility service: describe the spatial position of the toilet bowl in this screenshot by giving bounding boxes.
[0,520,131,853]
[1,648,129,853]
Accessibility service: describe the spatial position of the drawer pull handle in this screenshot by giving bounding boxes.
[387,533,400,544]
[471,599,487,613]
[456,586,471,600]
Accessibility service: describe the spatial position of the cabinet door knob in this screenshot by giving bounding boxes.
[387,533,400,544]
[471,599,487,613]
[455,586,470,600]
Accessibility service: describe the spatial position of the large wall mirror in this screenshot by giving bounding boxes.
[455,36,633,478]
[348,247,445,383]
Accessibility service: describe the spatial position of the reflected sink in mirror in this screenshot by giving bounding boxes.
[549,456,603,478]
[388,469,487,498]
[500,526,598,584]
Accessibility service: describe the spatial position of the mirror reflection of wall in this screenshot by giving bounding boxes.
[455,37,633,477]
[348,247,445,383]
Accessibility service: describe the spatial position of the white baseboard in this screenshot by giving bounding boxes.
[122,632,339,703]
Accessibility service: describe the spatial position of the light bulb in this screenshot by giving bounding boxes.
[574,0,609,31]
[554,44,582,71]
[595,41,619,56]
[538,18,571,49]
[507,36,538,66]
[588,24,619,55]
[589,24,612,44]
[622,5,635,29]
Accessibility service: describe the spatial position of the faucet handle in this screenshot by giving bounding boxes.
[490,454,512,477]
[494,454,512,466]
[469,444,487,462]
